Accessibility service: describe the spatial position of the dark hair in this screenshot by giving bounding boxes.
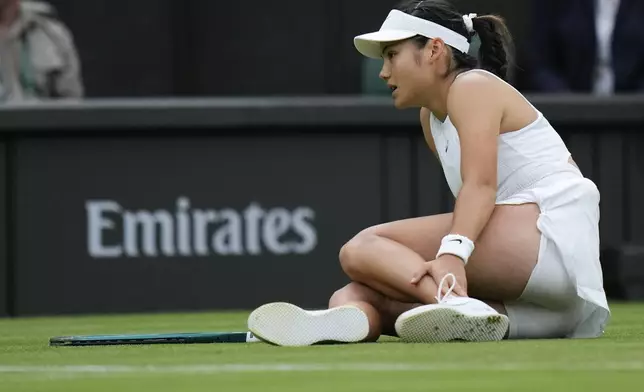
[396,0,514,81]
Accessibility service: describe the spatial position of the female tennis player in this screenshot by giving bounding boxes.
[247,0,610,346]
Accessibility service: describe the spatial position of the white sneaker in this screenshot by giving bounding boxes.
[247,302,370,347]
[395,274,509,343]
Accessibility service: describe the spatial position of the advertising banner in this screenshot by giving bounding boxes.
[13,135,383,315]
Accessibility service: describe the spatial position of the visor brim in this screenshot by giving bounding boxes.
[353,30,419,59]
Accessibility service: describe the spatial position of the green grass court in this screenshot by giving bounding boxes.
[1,303,643,391]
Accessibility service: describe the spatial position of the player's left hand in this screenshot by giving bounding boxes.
[410,254,468,297]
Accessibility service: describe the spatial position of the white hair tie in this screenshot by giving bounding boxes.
[462,13,477,34]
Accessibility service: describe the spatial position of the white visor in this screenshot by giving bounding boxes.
[354,10,470,59]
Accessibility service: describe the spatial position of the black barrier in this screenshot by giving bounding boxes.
[12,135,384,315]
[1,95,644,130]
[0,142,7,317]
[1,95,644,316]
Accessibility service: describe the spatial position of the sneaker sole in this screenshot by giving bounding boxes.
[395,305,509,343]
[247,302,369,347]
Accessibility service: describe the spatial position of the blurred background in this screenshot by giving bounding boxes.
[5,0,642,98]
[0,0,643,317]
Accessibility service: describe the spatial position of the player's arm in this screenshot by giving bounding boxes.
[446,74,502,244]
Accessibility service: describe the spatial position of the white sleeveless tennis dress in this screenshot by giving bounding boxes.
[429,69,610,339]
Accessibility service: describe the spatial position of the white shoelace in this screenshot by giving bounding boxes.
[434,273,457,303]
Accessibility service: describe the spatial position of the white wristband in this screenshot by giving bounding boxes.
[436,234,475,264]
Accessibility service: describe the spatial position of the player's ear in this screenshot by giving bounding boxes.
[424,38,445,64]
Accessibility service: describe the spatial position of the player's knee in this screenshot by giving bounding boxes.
[338,230,379,278]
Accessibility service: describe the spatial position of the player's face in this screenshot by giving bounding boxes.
[379,39,437,109]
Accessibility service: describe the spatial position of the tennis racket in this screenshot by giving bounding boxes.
[49,331,261,346]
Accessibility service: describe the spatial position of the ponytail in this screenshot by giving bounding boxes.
[395,0,515,81]
[471,15,514,81]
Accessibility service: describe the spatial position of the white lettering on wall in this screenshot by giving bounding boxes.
[86,200,123,258]
[85,198,318,258]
